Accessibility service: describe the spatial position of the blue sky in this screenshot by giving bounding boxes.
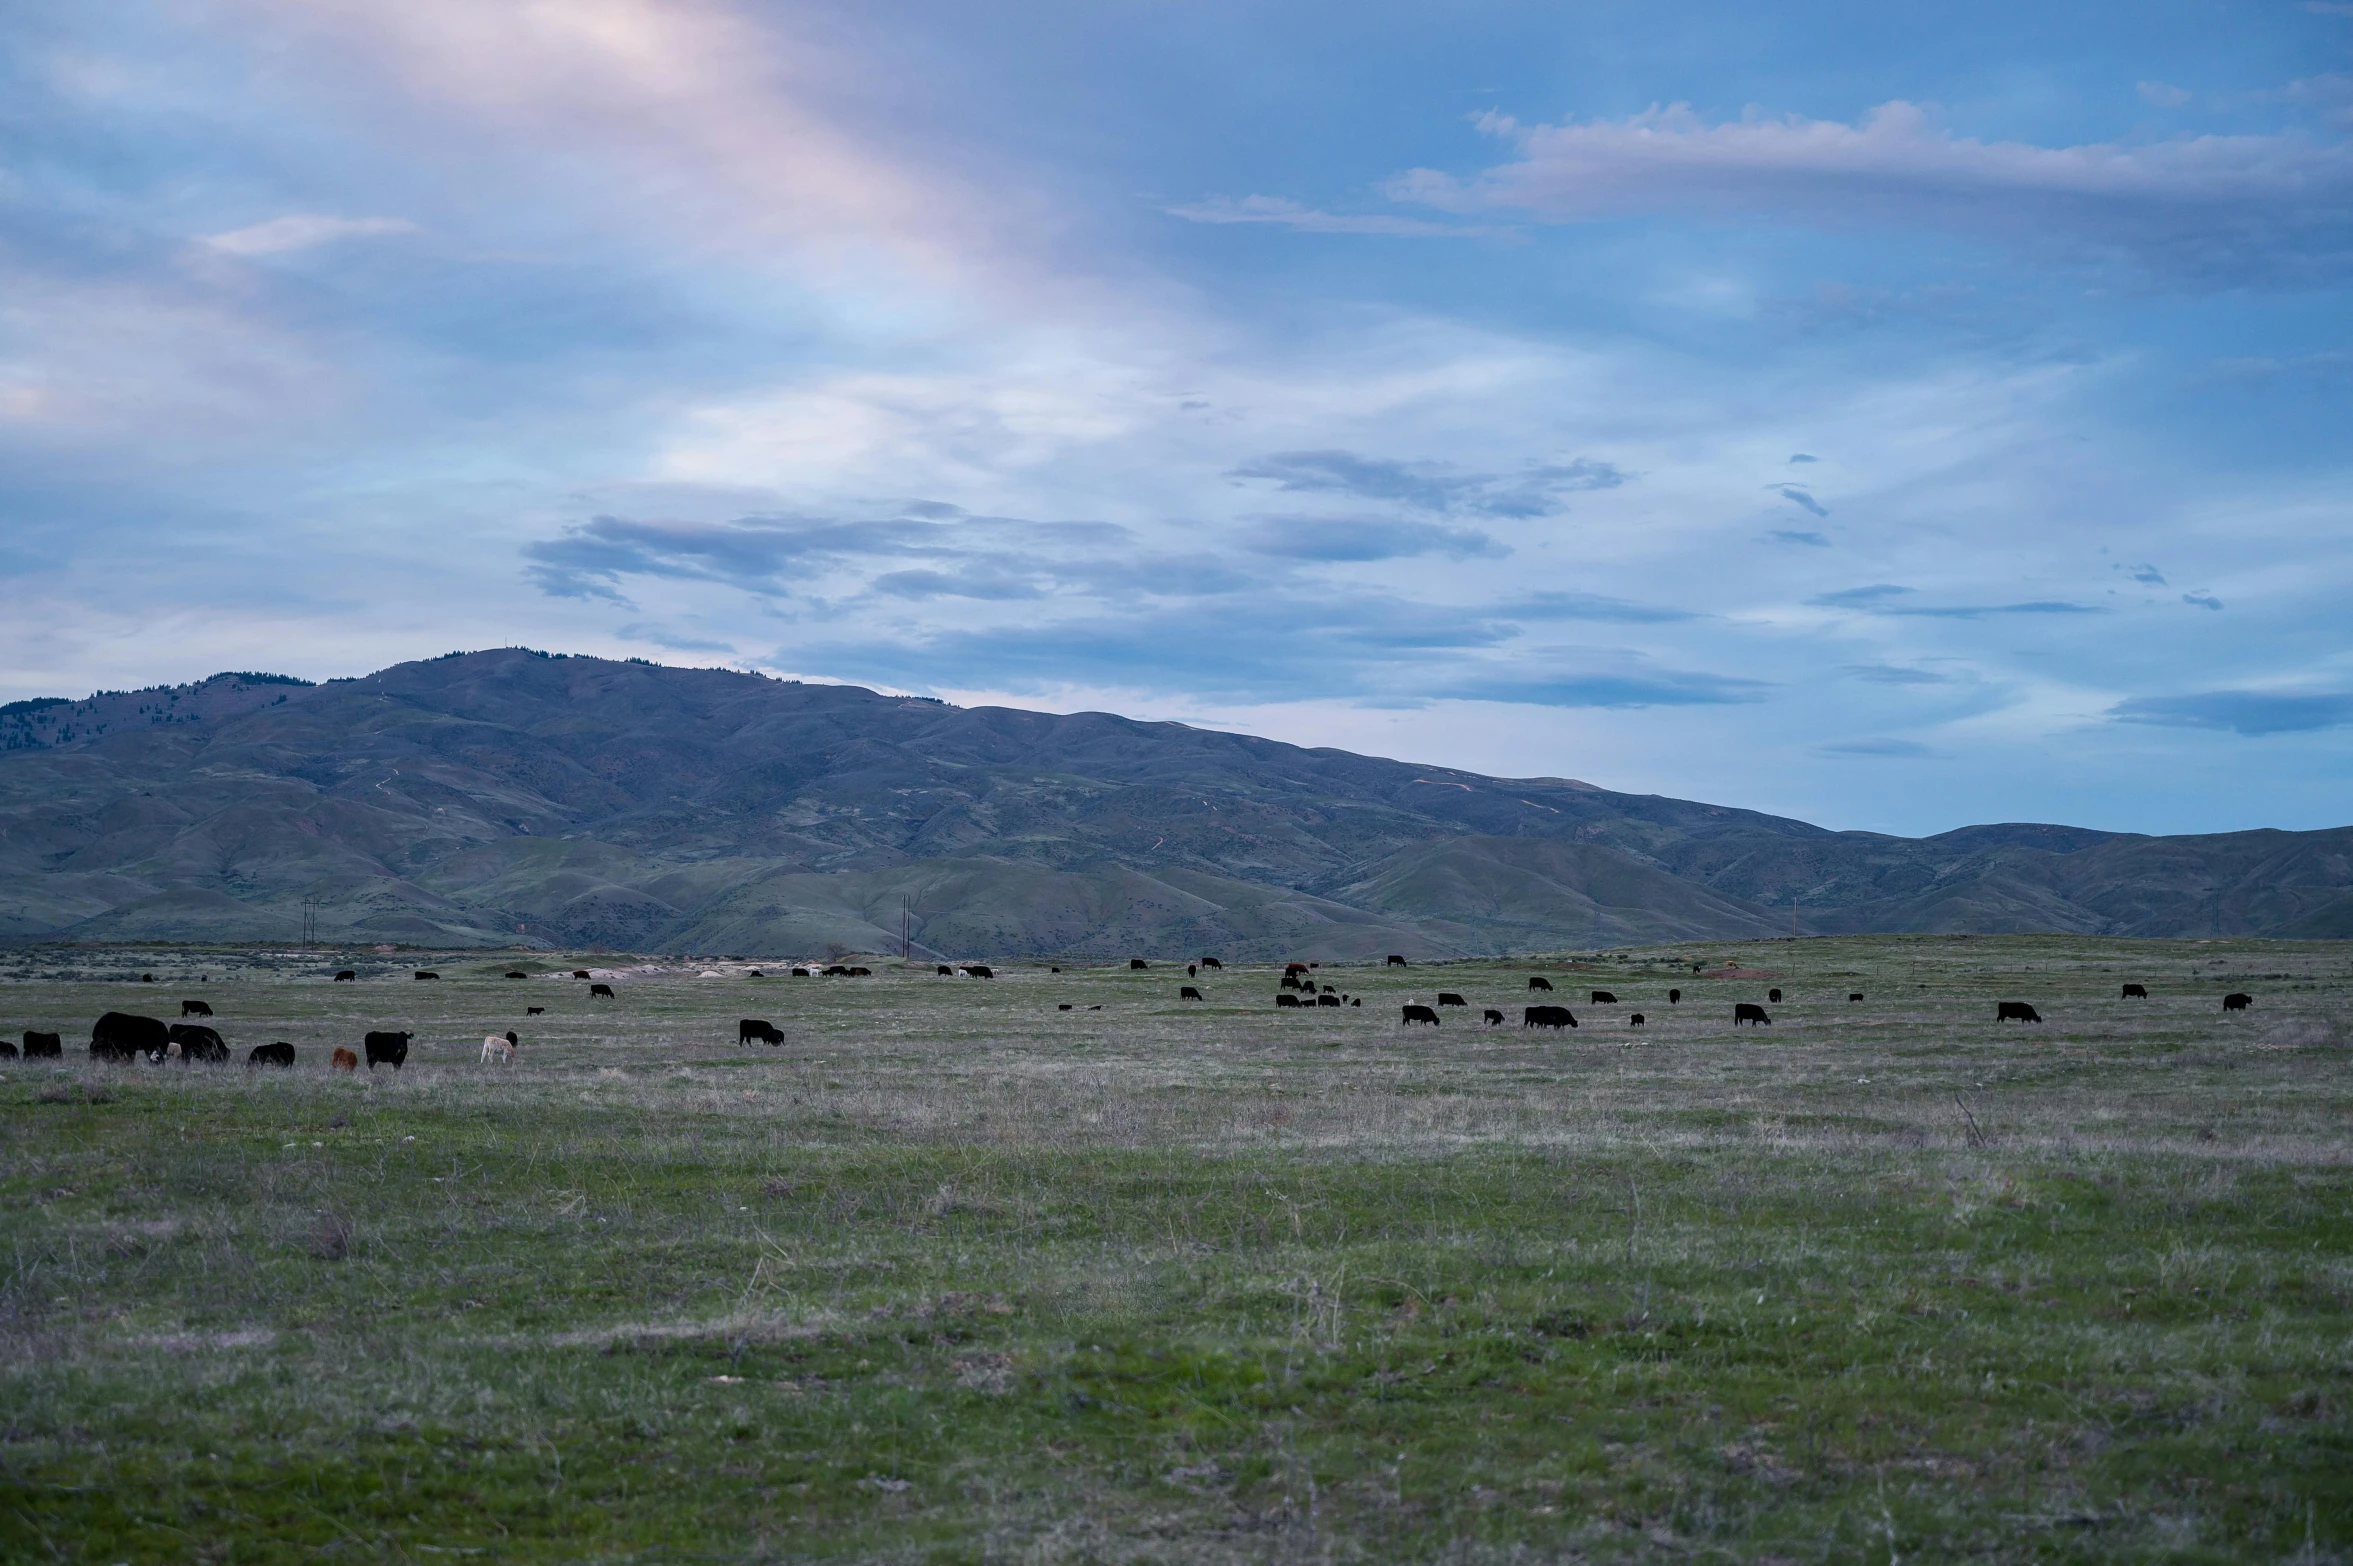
[2,0,2348,836]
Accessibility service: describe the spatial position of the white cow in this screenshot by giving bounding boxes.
[480,1031,518,1063]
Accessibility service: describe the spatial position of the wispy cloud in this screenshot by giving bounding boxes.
[1164,195,1501,238]
[2181,591,2224,610]
[2112,690,2353,734]
[1820,737,1941,758]
[203,214,417,256]
[1770,529,1830,546]
[1767,482,1827,517]
[1227,450,1626,517]
[1842,664,1951,685]
[1251,518,1508,561]
[1494,591,1700,623]
[1809,584,2100,618]
[1810,584,1913,607]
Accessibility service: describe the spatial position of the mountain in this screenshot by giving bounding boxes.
[0,648,2345,956]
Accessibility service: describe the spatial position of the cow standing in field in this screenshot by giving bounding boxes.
[1848,993,1864,1002]
[414,971,439,981]
[527,1007,544,1016]
[181,1000,213,1018]
[481,1032,518,1063]
[1483,1009,1503,1025]
[1528,977,1553,992]
[1317,993,1342,1007]
[573,970,592,979]
[2223,992,2253,1012]
[589,983,615,998]
[23,1031,62,1059]
[1668,989,1681,1004]
[1180,987,1203,1001]
[333,970,356,982]
[1437,993,1467,1007]
[169,1024,228,1063]
[1523,1005,1577,1029]
[331,1047,359,1072]
[739,1019,784,1045]
[962,965,995,979]
[364,1031,411,1069]
[91,1012,168,1062]
[1387,955,1408,967]
[1198,957,1222,970]
[1276,993,1304,1008]
[1996,1002,2042,1023]
[2121,983,2148,999]
[248,1042,295,1068]
[1768,988,1783,1003]
[1401,1004,1440,1026]
[938,965,955,975]
[1733,1004,1772,1027]
[1130,959,1149,970]
[1590,990,1616,1004]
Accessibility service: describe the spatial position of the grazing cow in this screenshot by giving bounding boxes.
[938,965,955,975]
[1285,963,1309,975]
[573,970,592,979]
[1768,988,1783,1004]
[2223,992,2253,1012]
[1059,1003,1073,1011]
[1437,992,1467,1007]
[1180,986,1203,1001]
[91,1012,168,1062]
[749,970,764,979]
[963,965,995,979]
[169,1024,229,1063]
[1322,983,1337,994]
[333,970,356,982]
[1130,959,1149,970]
[589,983,615,998]
[847,966,872,977]
[1386,955,1409,967]
[1996,1002,2042,1023]
[823,965,849,976]
[1481,1009,1503,1025]
[1187,965,1197,978]
[1198,957,1223,970]
[1280,974,1303,991]
[2121,983,2148,999]
[1630,1013,1645,1026]
[1733,1003,1772,1027]
[0,1039,13,1059]
[1401,1004,1440,1026]
[527,1006,545,1016]
[181,999,213,1018]
[739,1019,784,1045]
[364,1031,411,1069]
[414,971,439,981]
[1528,976,1554,992]
[331,1047,358,1072]
[792,968,811,977]
[1848,993,1865,1003]
[481,1032,517,1063]
[248,1042,295,1068]
[1522,1005,1577,1030]
[23,1030,62,1059]
[505,971,527,980]
[1317,993,1342,1007]
[1589,990,1617,1005]
[1668,989,1681,1004]
[1276,993,1305,1008]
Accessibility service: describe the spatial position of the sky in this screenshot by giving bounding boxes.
[2,0,2349,837]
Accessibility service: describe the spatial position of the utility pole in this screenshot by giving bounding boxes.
[300,896,320,947]
[902,894,911,962]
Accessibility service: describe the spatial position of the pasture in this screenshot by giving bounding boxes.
[1,935,2348,1563]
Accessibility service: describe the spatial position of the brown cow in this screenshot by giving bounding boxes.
[331,1047,358,1072]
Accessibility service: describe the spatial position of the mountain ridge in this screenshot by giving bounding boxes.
[0,648,2344,955]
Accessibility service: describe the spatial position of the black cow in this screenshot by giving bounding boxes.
[1321,983,1337,994]
[2223,992,2253,1012]
[527,1006,544,1015]
[364,1031,411,1069]
[573,970,592,979]
[1768,988,1783,1004]
[169,1024,228,1063]
[1187,965,1197,978]
[589,983,615,998]
[333,970,356,982]
[2121,983,2148,999]
[1589,990,1616,1004]
[792,968,810,977]
[1129,958,1149,970]
[963,965,994,979]
[1386,955,1408,967]
[1276,993,1305,1008]
[1522,1005,1577,1029]
[1198,957,1223,970]
[1528,976,1554,992]
[1280,974,1303,991]
[739,1018,784,1045]
[181,999,213,1017]
[91,1012,168,1062]
[1483,1009,1503,1025]
[247,1042,295,1068]
[1668,988,1681,1004]
[414,970,439,981]
[1734,1003,1772,1026]
[938,965,955,975]
[1630,1013,1645,1026]
[748,970,764,978]
[505,971,527,980]
[1316,993,1342,1007]
[1180,986,1203,1001]
[1401,1004,1440,1026]
[1437,992,1467,1007]
[823,965,849,976]
[23,1030,61,1059]
[1996,1001,2042,1023]
[1058,1003,1073,1011]
[1848,993,1865,1002]
[847,967,872,977]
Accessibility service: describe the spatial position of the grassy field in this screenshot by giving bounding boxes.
[1,935,2348,1563]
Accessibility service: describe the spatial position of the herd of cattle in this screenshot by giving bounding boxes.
[3,964,2262,1068]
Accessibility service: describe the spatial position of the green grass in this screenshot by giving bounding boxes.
[2,935,2349,1561]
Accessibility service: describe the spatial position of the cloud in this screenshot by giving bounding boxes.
[1390,101,2353,284]
[1789,453,1817,463]
[1770,529,1830,547]
[202,214,417,256]
[1227,450,1626,517]
[1164,195,1500,238]
[2137,81,2194,109]
[1767,483,1828,518]
[524,514,944,596]
[1493,591,1700,623]
[1808,583,2101,618]
[1842,664,1951,685]
[1809,584,1913,607]
[2181,591,2224,610]
[870,568,1047,601]
[2127,563,2167,584]
[1820,738,1940,758]
[1447,667,1772,709]
[614,623,735,653]
[2112,690,2353,734]
[1252,518,1508,561]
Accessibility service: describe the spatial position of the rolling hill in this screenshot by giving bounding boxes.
[0,648,2345,956]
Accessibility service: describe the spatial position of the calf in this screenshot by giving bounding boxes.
[1129,958,1149,970]
[23,1030,62,1059]
[2223,992,2253,1012]
[1630,1013,1645,1026]
[331,1047,359,1072]
[1437,992,1467,1007]
[247,1042,296,1068]
[333,970,356,982]
[1768,988,1783,1004]
[168,1023,229,1063]
[1180,986,1203,1001]
[481,1032,517,1063]
[1733,1003,1772,1026]
[1996,1001,2041,1023]
[364,1031,411,1069]
[1483,1009,1503,1025]
[181,999,213,1018]
[2121,983,2149,999]
[1276,993,1305,1008]
[1522,1005,1577,1029]
[1589,990,1616,1005]
[1386,955,1408,967]
[91,1011,168,1062]
[739,1018,784,1045]
[414,970,439,981]
[589,983,615,998]
[1528,976,1553,992]
[1198,957,1223,970]
[1400,1004,1440,1026]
